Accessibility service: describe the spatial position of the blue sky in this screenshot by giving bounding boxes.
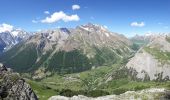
[0,0,170,37]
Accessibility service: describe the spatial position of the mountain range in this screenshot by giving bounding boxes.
[0,23,170,99]
[0,23,134,78]
[0,24,30,53]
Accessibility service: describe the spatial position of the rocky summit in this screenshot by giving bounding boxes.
[0,63,38,100]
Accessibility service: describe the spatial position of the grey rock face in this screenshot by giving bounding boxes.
[126,35,170,81]
[0,63,38,100]
[0,29,30,53]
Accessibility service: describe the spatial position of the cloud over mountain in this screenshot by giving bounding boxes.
[130,22,145,27]
[0,23,14,33]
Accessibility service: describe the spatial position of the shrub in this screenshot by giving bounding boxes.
[86,90,109,97]
[112,88,128,95]
[59,89,77,97]
[134,85,149,91]
[59,89,109,97]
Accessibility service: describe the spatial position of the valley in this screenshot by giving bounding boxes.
[1,0,170,100]
[0,23,170,100]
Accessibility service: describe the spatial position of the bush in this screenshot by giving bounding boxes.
[59,89,77,97]
[86,90,109,97]
[134,85,149,91]
[112,88,128,95]
[59,89,109,97]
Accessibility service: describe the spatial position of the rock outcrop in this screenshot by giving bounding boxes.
[48,88,168,100]
[0,63,38,100]
[126,35,170,81]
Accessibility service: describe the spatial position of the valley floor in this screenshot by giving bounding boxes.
[26,64,170,100]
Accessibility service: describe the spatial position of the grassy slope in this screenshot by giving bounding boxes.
[28,63,170,100]
[27,79,59,100]
[144,47,170,64]
[0,43,126,74]
[0,43,38,72]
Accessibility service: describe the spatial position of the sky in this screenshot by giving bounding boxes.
[0,0,170,37]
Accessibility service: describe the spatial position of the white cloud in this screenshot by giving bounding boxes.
[130,22,145,27]
[32,20,38,23]
[0,23,14,33]
[41,11,80,23]
[44,11,50,14]
[72,5,80,10]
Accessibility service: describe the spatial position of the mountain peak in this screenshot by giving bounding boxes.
[59,28,71,34]
[0,23,133,74]
[0,24,30,52]
[77,23,108,32]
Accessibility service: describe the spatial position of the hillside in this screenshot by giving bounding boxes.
[127,34,170,81]
[0,23,134,78]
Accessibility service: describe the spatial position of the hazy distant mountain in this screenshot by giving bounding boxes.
[0,24,30,53]
[130,32,169,46]
[0,23,134,78]
[127,34,170,81]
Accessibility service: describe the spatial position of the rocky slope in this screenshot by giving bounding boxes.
[0,23,134,77]
[48,88,169,100]
[126,34,170,81]
[0,63,38,100]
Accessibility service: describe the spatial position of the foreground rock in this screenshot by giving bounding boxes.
[0,63,38,100]
[48,88,167,100]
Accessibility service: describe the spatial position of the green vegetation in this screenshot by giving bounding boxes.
[2,38,170,100]
[144,47,170,64]
[166,36,170,43]
[131,39,149,48]
[131,43,140,51]
[58,89,109,97]
[0,43,38,72]
[27,80,59,100]
[92,47,121,66]
[48,50,91,73]
[0,44,127,74]
[27,63,170,100]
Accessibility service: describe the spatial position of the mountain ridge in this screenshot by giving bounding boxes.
[0,24,30,53]
[127,34,170,81]
[0,23,134,79]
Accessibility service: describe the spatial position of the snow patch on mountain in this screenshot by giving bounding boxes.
[0,23,30,52]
